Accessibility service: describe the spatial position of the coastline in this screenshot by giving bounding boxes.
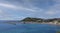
[16,22,60,25]
[5,21,60,25]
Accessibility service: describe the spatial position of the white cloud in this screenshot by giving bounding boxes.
[0,0,43,13]
[0,3,37,12]
[0,0,46,20]
[0,3,17,9]
[45,11,57,15]
[0,10,6,16]
[45,0,60,15]
[18,7,35,12]
[45,7,60,15]
[0,10,3,14]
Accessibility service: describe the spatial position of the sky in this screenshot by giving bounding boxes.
[0,0,60,20]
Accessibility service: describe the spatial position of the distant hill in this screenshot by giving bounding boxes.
[21,17,43,22]
[21,17,60,23]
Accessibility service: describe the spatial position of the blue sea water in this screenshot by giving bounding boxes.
[0,23,60,33]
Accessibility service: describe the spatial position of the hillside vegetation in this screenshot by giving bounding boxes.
[21,17,60,23]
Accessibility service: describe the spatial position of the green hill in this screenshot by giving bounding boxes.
[21,17,60,23]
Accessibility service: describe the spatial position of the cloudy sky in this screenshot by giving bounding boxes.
[0,0,60,20]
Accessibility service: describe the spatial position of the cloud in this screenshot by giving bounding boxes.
[0,3,17,9]
[0,12,26,20]
[53,0,60,2]
[45,11,57,15]
[44,0,60,16]
[0,10,6,16]
[0,0,60,20]
[45,5,60,15]
[0,3,37,12]
[0,10,3,14]
[0,0,43,12]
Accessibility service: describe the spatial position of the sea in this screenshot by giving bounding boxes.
[0,22,60,33]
